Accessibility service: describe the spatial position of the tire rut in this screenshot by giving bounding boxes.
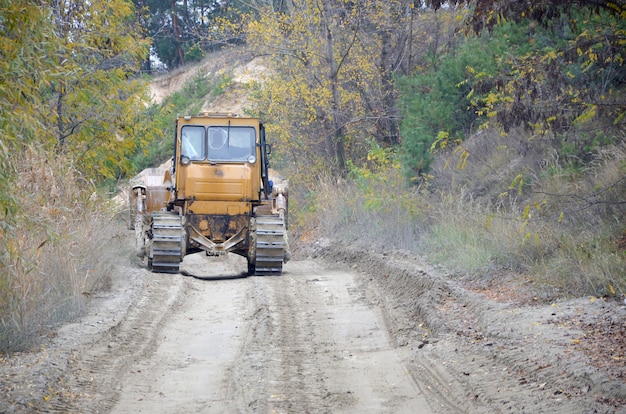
[229,263,433,414]
[55,273,188,413]
[229,275,332,413]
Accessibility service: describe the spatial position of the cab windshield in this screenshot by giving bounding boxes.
[208,126,255,162]
[180,125,256,162]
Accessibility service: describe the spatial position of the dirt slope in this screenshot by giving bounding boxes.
[149,48,269,115]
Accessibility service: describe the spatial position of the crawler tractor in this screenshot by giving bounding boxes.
[130,113,289,275]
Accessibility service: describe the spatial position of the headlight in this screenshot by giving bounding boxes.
[180,155,191,166]
[247,155,257,164]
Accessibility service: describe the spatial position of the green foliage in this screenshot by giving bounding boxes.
[127,103,173,173]
[0,0,154,186]
[185,43,206,63]
[46,0,151,182]
[0,0,57,223]
[235,0,418,177]
[312,165,424,251]
[397,8,625,182]
[348,142,396,184]
[425,215,500,271]
[466,9,625,142]
[396,31,499,180]
[169,72,219,110]
[138,0,250,69]
[310,138,626,298]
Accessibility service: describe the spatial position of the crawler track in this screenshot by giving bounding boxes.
[149,212,183,274]
[253,215,286,275]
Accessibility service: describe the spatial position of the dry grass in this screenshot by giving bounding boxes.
[304,128,625,301]
[311,170,427,252]
[0,146,129,352]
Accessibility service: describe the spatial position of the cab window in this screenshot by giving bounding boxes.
[181,126,205,160]
[208,126,255,162]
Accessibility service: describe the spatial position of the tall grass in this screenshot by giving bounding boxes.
[311,170,426,252]
[304,129,625,300]
[0,146,128,352]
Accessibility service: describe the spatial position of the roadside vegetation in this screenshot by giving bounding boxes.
[0,0,156,351]
[232,1,625,299]
[1,0,624,352]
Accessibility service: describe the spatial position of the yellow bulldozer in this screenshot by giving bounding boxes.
[130,113,289,275]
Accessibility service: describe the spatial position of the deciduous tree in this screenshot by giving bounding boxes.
[224,0,420,177]
[45,0,152,181]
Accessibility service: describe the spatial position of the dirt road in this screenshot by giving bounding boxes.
[70,253,438,413]
[2,242,625,413]
[65,254,418,413]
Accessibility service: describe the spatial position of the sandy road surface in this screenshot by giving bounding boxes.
[2,243,626,413]
[28,253,439,413]
[109,254,434,413]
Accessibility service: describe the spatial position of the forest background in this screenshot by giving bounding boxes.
[1,0,624,352]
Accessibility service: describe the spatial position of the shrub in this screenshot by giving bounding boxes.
[396,32,500,181]
[305,128,625,300]
[0,146,129,352]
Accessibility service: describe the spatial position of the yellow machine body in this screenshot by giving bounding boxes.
[131,113,288,275]
[175,115,262,248]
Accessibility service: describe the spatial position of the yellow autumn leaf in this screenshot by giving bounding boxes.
[609,284,616,295]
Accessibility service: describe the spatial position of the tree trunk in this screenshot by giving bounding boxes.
[379,26,400,146]
[322,1,347,173]
[171,0,185,66]
[56,87,65,149]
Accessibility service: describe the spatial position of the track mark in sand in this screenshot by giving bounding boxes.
[230,263,433,414]
[58,273,187,413]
